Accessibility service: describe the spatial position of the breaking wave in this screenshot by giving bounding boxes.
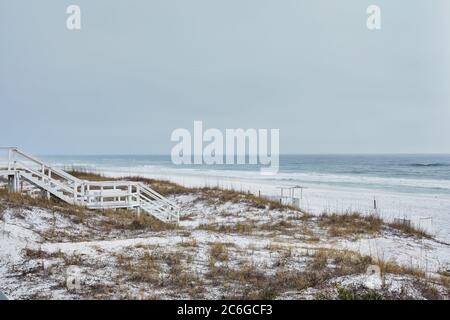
[408,163,449,167]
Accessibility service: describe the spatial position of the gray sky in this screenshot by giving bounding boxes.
[1,0,449,154]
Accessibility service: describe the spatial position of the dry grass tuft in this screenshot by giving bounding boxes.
[260,220,296,232]
[376,258,425,279]
[209,242,229,262]
[198,187,299,211]
[318,211,433,240]
[65,169,112,181]
[207,248,378,300]
[198,222,255,235]
[0,188,67,210]
[318,212,382,238]
[178,238,198,248]
[98,208,175,232]
[387,221,432,239]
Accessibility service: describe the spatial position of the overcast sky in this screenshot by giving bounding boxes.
[1,0,449,155]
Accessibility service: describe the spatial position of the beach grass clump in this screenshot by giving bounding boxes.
[178,238,198,248]
[259,220,297,232]
[97,208,175,232]
[197,187,300,211]
[213,247,441,299]
[114,247,202,296]
[387,220,432,239]
[376,258,425,279]
[208,248,379,300]
[317,211,433,240]
[209,242,229,262]
[118,251,161,284]
[198,221,255,234]
[318,212,383,238]
[66,169,111,181]
[0,188,64,210]
[0,187,93,221]
[333,283,384,300]
[22,247,52,260]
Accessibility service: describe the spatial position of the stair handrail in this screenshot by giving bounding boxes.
[12,148,83,184]
[16,161,77,195]
[138,184,180,220]
[138,182,179,210]
[139,190,180,221]
[18,170,73,203]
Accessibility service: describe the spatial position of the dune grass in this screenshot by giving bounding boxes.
[318,211,432,239]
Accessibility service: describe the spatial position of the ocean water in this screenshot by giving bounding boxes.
[42,154,450,196]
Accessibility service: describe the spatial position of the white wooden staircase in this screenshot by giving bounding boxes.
[0,147,180,223]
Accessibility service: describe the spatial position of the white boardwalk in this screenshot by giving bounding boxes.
[0,147,179,223]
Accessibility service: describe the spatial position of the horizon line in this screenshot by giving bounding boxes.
[39,152,450,157]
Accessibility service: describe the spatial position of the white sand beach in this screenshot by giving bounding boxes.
[97,167,450,244]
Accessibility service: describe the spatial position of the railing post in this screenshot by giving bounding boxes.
[12,154,16,171]
[14,171,19,192]
[7,149,12,171]
[74,182,78,203]
[136,206,141,219]
[7,175,13,192]
[136,184,141,217]
[80,183,85,204]
[86,184,90,203]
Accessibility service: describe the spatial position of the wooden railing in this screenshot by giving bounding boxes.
[0,147,180,223]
